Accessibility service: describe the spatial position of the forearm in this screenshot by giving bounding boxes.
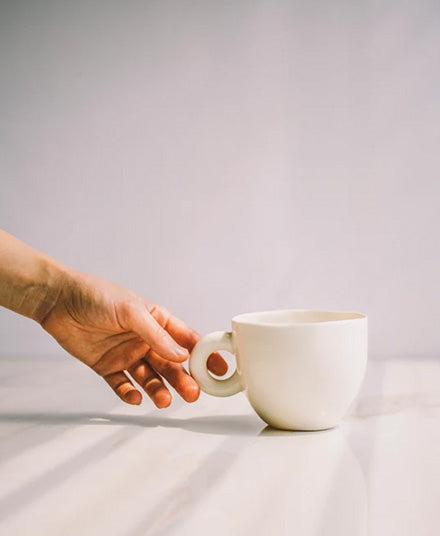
[0,230,72,323]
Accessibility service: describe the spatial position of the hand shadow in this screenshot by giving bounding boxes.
[0,411,265,437]
[1,411,339,438]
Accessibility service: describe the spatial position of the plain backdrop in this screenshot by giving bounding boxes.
[1,0,439,359]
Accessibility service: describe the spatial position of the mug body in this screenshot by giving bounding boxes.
[232,310,368,430]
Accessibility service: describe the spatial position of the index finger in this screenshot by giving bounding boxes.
[121,302,188,362]
[148,303,228,376]
[147,303,199,349]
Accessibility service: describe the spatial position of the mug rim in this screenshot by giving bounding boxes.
[232,308,367,327]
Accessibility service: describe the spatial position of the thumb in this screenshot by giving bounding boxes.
[123,302,189,362]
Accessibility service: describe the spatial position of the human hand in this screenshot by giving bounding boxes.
[41,271,227,407]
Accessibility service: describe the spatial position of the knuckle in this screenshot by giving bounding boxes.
[160,306,171,321]
[154,325,168,340]
[93,355,122,377]
[127,342,145,362]
[143,347,153,363]
[190,329,201,344]
[124,301,139,319]
[121,299,145,324]
[148,303,158,317]
[143,373,159,390]
[91,361,105,376]
[151,305,171,327]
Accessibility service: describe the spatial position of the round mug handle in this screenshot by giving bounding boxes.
[189,331,243,397]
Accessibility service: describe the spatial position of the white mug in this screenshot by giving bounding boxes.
[189,309,368,430]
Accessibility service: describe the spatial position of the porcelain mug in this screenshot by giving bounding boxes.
[189,309,368,430]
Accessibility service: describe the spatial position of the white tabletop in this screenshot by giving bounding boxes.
[0,355,439,536]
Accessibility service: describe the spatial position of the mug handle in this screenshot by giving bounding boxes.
[189,331,243,397]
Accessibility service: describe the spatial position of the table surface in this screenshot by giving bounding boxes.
[1,355,439,536]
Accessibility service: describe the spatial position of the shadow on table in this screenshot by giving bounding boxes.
[0,412,364,535]
[0,412,264,530]
[0,411,347,438]
[0,412,257,524]
[0,410,330,470]
[0,411,267,437]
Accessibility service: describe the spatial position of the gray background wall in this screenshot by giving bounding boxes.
[1,0,439,358]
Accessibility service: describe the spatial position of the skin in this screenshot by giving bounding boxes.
[0,230,227,407]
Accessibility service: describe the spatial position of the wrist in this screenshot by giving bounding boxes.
[30,255,75,324]
[0,230,76,323]
[7,253,74,324]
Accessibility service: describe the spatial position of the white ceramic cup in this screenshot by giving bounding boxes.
[189,309,368,430]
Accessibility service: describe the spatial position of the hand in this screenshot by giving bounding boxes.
[41,271,227,407]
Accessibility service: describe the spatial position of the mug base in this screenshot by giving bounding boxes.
[262,422,340,433]
[253,408,342,431]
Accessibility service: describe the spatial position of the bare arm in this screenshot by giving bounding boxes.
[0,229,68,322]
[0,230,227,406]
